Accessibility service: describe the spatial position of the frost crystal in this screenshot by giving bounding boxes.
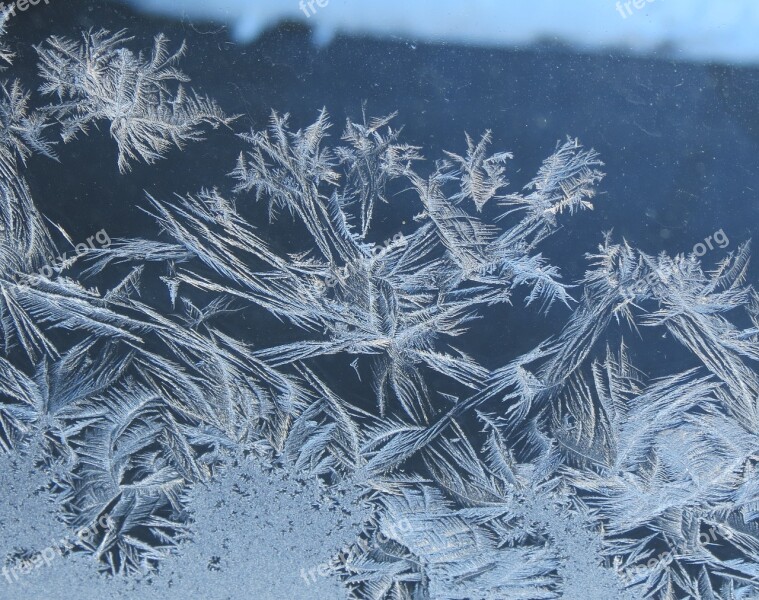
[0,21,756,600]
[36,30,235,172]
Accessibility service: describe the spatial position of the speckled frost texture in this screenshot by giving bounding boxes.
[127,458,368,600]
[0,446,70,573]
[1,459,367,600]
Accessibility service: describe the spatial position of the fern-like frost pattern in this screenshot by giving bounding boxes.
[0,21,757,600]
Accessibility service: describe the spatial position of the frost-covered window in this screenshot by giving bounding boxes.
[1,2,758,599]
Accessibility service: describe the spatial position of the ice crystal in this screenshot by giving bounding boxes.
[0,20,756,600]
[36,30,235,172]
